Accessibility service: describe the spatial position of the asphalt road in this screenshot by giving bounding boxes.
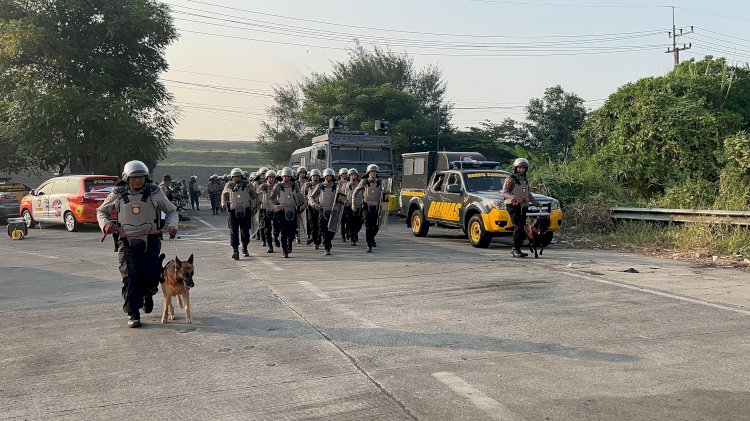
[2,205,750,420]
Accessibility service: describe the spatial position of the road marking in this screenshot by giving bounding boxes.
[298,281,379,328]
[248,252,284,271]
[564,270,750,317]
[432,372,517,421]
[195,218,218,230]
[13,250,59,259]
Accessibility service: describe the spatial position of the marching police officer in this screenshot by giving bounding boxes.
[354,164,384,253]
[337,168,349,242]
[295,167,308,244]
[309,168,338,255]
[345,168,364,246]
[270,167,305,258]
[257,170,278,253]
[222,167,256,260]
[207,174,222,215]
[503,158,542,258]
[305,169,322,249]
[97,160,178,328]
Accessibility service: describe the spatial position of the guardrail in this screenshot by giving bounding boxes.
[611,207,750,226]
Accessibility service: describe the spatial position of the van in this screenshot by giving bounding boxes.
[20,175,120,232]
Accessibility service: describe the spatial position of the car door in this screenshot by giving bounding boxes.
[50,179,71,222]
[424,172,445,222]
[33,181,54,221]
[438,173,464,224]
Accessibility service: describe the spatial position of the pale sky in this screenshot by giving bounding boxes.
[162,0,750,141]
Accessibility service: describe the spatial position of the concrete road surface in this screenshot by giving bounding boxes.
[2,208,750,420]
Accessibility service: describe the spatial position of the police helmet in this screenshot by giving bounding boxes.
[210,174,219,180]
[122,160,150,181]
[297,166,308,174]
[280,167,294,177]
[265,170,277,179]
[242,171,250,179]
[230,167,243,177]
[323,168,336,178]
[338,168,348,176]
[512,158,529,168]
[348,168,359,176]
[366,164,379,173]
[258,166,269,174]
[310,169,321,177]
[249,172,256,179]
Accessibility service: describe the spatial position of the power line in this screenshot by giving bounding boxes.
[169,69,275,85]
[666,7,692,68]
[466,0,671,8]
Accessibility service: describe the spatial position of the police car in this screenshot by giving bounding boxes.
[399,152,563,248]
[20,175,120,231]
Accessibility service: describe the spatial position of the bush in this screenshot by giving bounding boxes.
[646,178,718,209]
[529,157,629,208]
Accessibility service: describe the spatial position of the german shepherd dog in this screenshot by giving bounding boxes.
[159,253,195,324]
[526,216,551,259]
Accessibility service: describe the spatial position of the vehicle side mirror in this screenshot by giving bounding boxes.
[446,184,462,194]
[316,150,326,160]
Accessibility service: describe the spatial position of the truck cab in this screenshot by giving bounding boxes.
[399,151,563,248]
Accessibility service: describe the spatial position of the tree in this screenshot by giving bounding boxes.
[0,0,178,175]
[524,85,587,160]
[257,83,316,166]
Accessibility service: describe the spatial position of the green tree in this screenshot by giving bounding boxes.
[257,83,315,166]
[0,0,177,175]
[524,85,587,159]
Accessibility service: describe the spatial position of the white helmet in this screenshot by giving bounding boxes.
[512,158,529,168]
[297,166,308,174]
[310,169,321,177]
[322,168,335,178]
[280,167,294,177]
[210,174,219,180]
[338,168,348,176]
[366,164,379,173]
[230,167,243,177]
[258,167,269,174]
[265,170,277,179]
[122,160,150,181]
[348,168,359,176]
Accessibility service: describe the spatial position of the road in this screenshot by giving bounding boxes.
[2,206,750,420]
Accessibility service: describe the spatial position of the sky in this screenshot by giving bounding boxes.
[162,0,750,141]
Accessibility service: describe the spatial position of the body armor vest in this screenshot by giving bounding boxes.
[347,180,362,207]
[227,180,253,211]
[319,182,337,212]
[504,175,529,205]
[259,183,274,210]
[115,184,159,237]
[277,182,299,211]
[208,180,222,193]
[363,178,383,205]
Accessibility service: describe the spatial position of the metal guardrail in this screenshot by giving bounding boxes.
[611,207,750,226]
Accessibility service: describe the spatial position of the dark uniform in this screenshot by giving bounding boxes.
[207,174,222,215]
[97,160,178,328]
[355,164,385,253]
[222,169,256,260]
[344,169,364,246]
[257,171,279,253]
[309,169,338,255]
[270,168,305,258]
[304,170,322,249]
[502,158,540,258]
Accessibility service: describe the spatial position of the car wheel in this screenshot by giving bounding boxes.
[468,215,491,248]
[22,209,37,228]
[411,209,429,237]
[64,211,80,232]
[541,231,554,247]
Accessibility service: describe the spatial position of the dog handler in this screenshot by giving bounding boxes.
[502,158,542,258]
[97,160,178,328]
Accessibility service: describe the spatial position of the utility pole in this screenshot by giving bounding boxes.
[666,6,693,69]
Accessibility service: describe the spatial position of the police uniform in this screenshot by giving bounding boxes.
[337,168,349,242]
[344,170,364,246]
[222,168,256,259]
[295,168,308,244]
[207,174,223,215]
[304,171,322,248]
[309,170,338,255]
[270,168,305,258]
[257,171,279,253]
[355,165,384,253]
[97,160,178,328]
[502,158,537,258]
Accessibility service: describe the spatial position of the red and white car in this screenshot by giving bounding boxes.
[20,175,120,232]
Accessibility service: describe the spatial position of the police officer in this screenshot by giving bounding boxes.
[502,158,542,258]
[345,168,364,246]
[295,167,308,244]
[270,167,305,258]
[97,160,178,328]
[309,168,338,256]
[222,167,255,260]
[257,170,278,253]
[354,164,384,253]
[305,169,322,249]
[337,168,349,242]
[188,175,200,210]
[207,174,222,215]
[252,167,269,240]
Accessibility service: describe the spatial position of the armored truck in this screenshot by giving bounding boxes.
[289,119,393,178]
[399,151,563,248]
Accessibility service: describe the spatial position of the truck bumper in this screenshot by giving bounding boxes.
[481,208,563,233]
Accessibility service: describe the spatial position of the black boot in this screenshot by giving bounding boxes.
[266,246,274,253]
[143,295,154,314]
[242,246,249,257]
[512,249,528,258]
[232,250,240,260]
[127,315,141,328]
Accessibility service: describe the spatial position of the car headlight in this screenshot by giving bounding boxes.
[550,199,560,210]
[488,199,505,210]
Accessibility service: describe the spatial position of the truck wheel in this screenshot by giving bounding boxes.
[411,209,429,237]
[468,215,491,248]
[22,209,37,228]
[64,211,80,232]
[541,231,554,247]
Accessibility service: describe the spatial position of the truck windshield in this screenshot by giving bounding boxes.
[361,147,390,162]
[464,172,507,192]
[331,147,360,161]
